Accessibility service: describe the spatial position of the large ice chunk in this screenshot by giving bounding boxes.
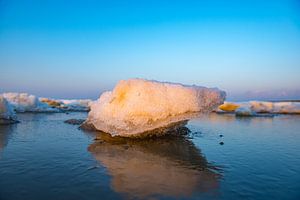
[83,79,226,137]
[2,93,58,112]
[0,96,17,124]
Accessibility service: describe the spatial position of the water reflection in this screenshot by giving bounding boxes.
[0,124,16,152]
[88,132,220,199]
[194,113,276,127]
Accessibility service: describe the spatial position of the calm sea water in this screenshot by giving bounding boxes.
[0,112,299,200]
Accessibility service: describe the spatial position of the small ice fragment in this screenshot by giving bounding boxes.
[218,102,240,112]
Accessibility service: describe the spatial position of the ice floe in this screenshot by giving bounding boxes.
[40,98,92,111]
[39,98,92,111]
[235,107,256,117]
[218,102,240,112]
[2,93,58,112]
[58,99,92,111]
[0,96,18,124]
[217,101,300,116]
[0,93,93,113]
[250,101,300,114]
[83,79,226,137]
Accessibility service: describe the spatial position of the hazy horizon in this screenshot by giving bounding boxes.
[1,0,300,100]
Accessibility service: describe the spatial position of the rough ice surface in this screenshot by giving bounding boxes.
[84,79,226,137]
[2,93,58,112]
[0,96,17,124]
[217,101,300,116]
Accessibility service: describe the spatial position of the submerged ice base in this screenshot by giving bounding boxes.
[83,79,226,137]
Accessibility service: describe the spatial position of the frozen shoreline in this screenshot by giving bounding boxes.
[2,90,300,134]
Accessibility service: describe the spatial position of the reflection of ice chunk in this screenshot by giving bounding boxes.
[89,133,220,199]
[0,96,17,124]
[2,93,58,112]
[84,79,226,137]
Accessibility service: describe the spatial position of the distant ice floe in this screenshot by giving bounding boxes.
[57,99,92,111]
[2,93,58,113]
[40,98,92,111]
[217,101,300,116]
[0,95,18,124]
[250,101,300,114]
[235,107,256,117]
[1,93,92,113]
[83,79,226,137]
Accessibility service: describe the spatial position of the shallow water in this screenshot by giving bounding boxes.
[0,112,299,200]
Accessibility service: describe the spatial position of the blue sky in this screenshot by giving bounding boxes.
[1,0,300,100]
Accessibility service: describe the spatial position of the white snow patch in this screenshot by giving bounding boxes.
[84,79,226,137]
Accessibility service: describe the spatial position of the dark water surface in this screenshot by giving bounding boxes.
[0,112,299,200]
